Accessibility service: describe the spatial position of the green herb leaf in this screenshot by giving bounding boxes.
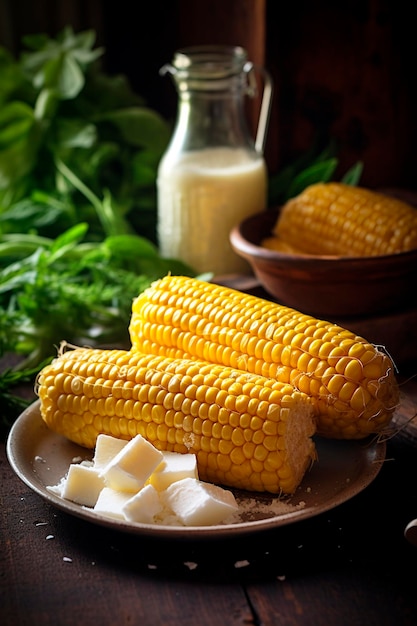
[21,26,103,100]
[341,161,364,186]
[284,158,339,200]
[97,107,170,152]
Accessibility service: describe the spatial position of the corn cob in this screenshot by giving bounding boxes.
[129,275,399,439]
[261,236,306,255]
[36,345,316,495]
[271,182,417,257]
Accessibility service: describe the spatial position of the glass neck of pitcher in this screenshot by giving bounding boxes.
[169,83,256,153]
[161,45,262,156]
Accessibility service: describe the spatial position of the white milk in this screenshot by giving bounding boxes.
[157,147,267,275]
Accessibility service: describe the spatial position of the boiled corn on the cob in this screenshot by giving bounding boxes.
[129,275,399,439]
[261,237,306,255]
[36,345,316,494]
[269,182,417,257]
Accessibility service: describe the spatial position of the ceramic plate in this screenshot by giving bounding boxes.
[6,400,386,539]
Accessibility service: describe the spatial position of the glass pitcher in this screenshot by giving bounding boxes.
[157,45,273,275]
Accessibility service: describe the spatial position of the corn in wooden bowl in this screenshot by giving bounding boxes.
[230,183,417,318]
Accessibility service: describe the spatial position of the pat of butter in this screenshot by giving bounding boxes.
[48,434,241,526]
[61,463,105,507]
[99,434,163,493]
[160,477,239,526]
[149,451,199,491]
[94,487,132,520]
[122,484,164,524]
[93,434,128,470]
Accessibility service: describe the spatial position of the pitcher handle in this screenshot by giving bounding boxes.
[244,62,273,155]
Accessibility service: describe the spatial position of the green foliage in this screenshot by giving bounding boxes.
[0,25,170,242]
[0,27,193,427]
[0,221,194,425]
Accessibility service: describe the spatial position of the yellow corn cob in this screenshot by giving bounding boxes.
[261,236,306,255]
[129,275,399,439]
[36,345,316,495]
[272,182,417,257]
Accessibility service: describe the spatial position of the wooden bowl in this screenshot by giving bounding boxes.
[230,208,417,318]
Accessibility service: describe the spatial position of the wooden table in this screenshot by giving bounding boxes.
[1,379,417,626]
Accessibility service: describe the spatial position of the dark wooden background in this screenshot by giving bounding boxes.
[1,0,416,192]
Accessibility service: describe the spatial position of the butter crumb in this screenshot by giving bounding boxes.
[234,560,250,568]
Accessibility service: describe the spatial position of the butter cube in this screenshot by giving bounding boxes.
[61,463,105,507]
[94,487,132,520]
[160,477,239,526]
[149,451,199,491]
[122,484,164,524]
[93,434,128,470]
[99,434,163,493]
